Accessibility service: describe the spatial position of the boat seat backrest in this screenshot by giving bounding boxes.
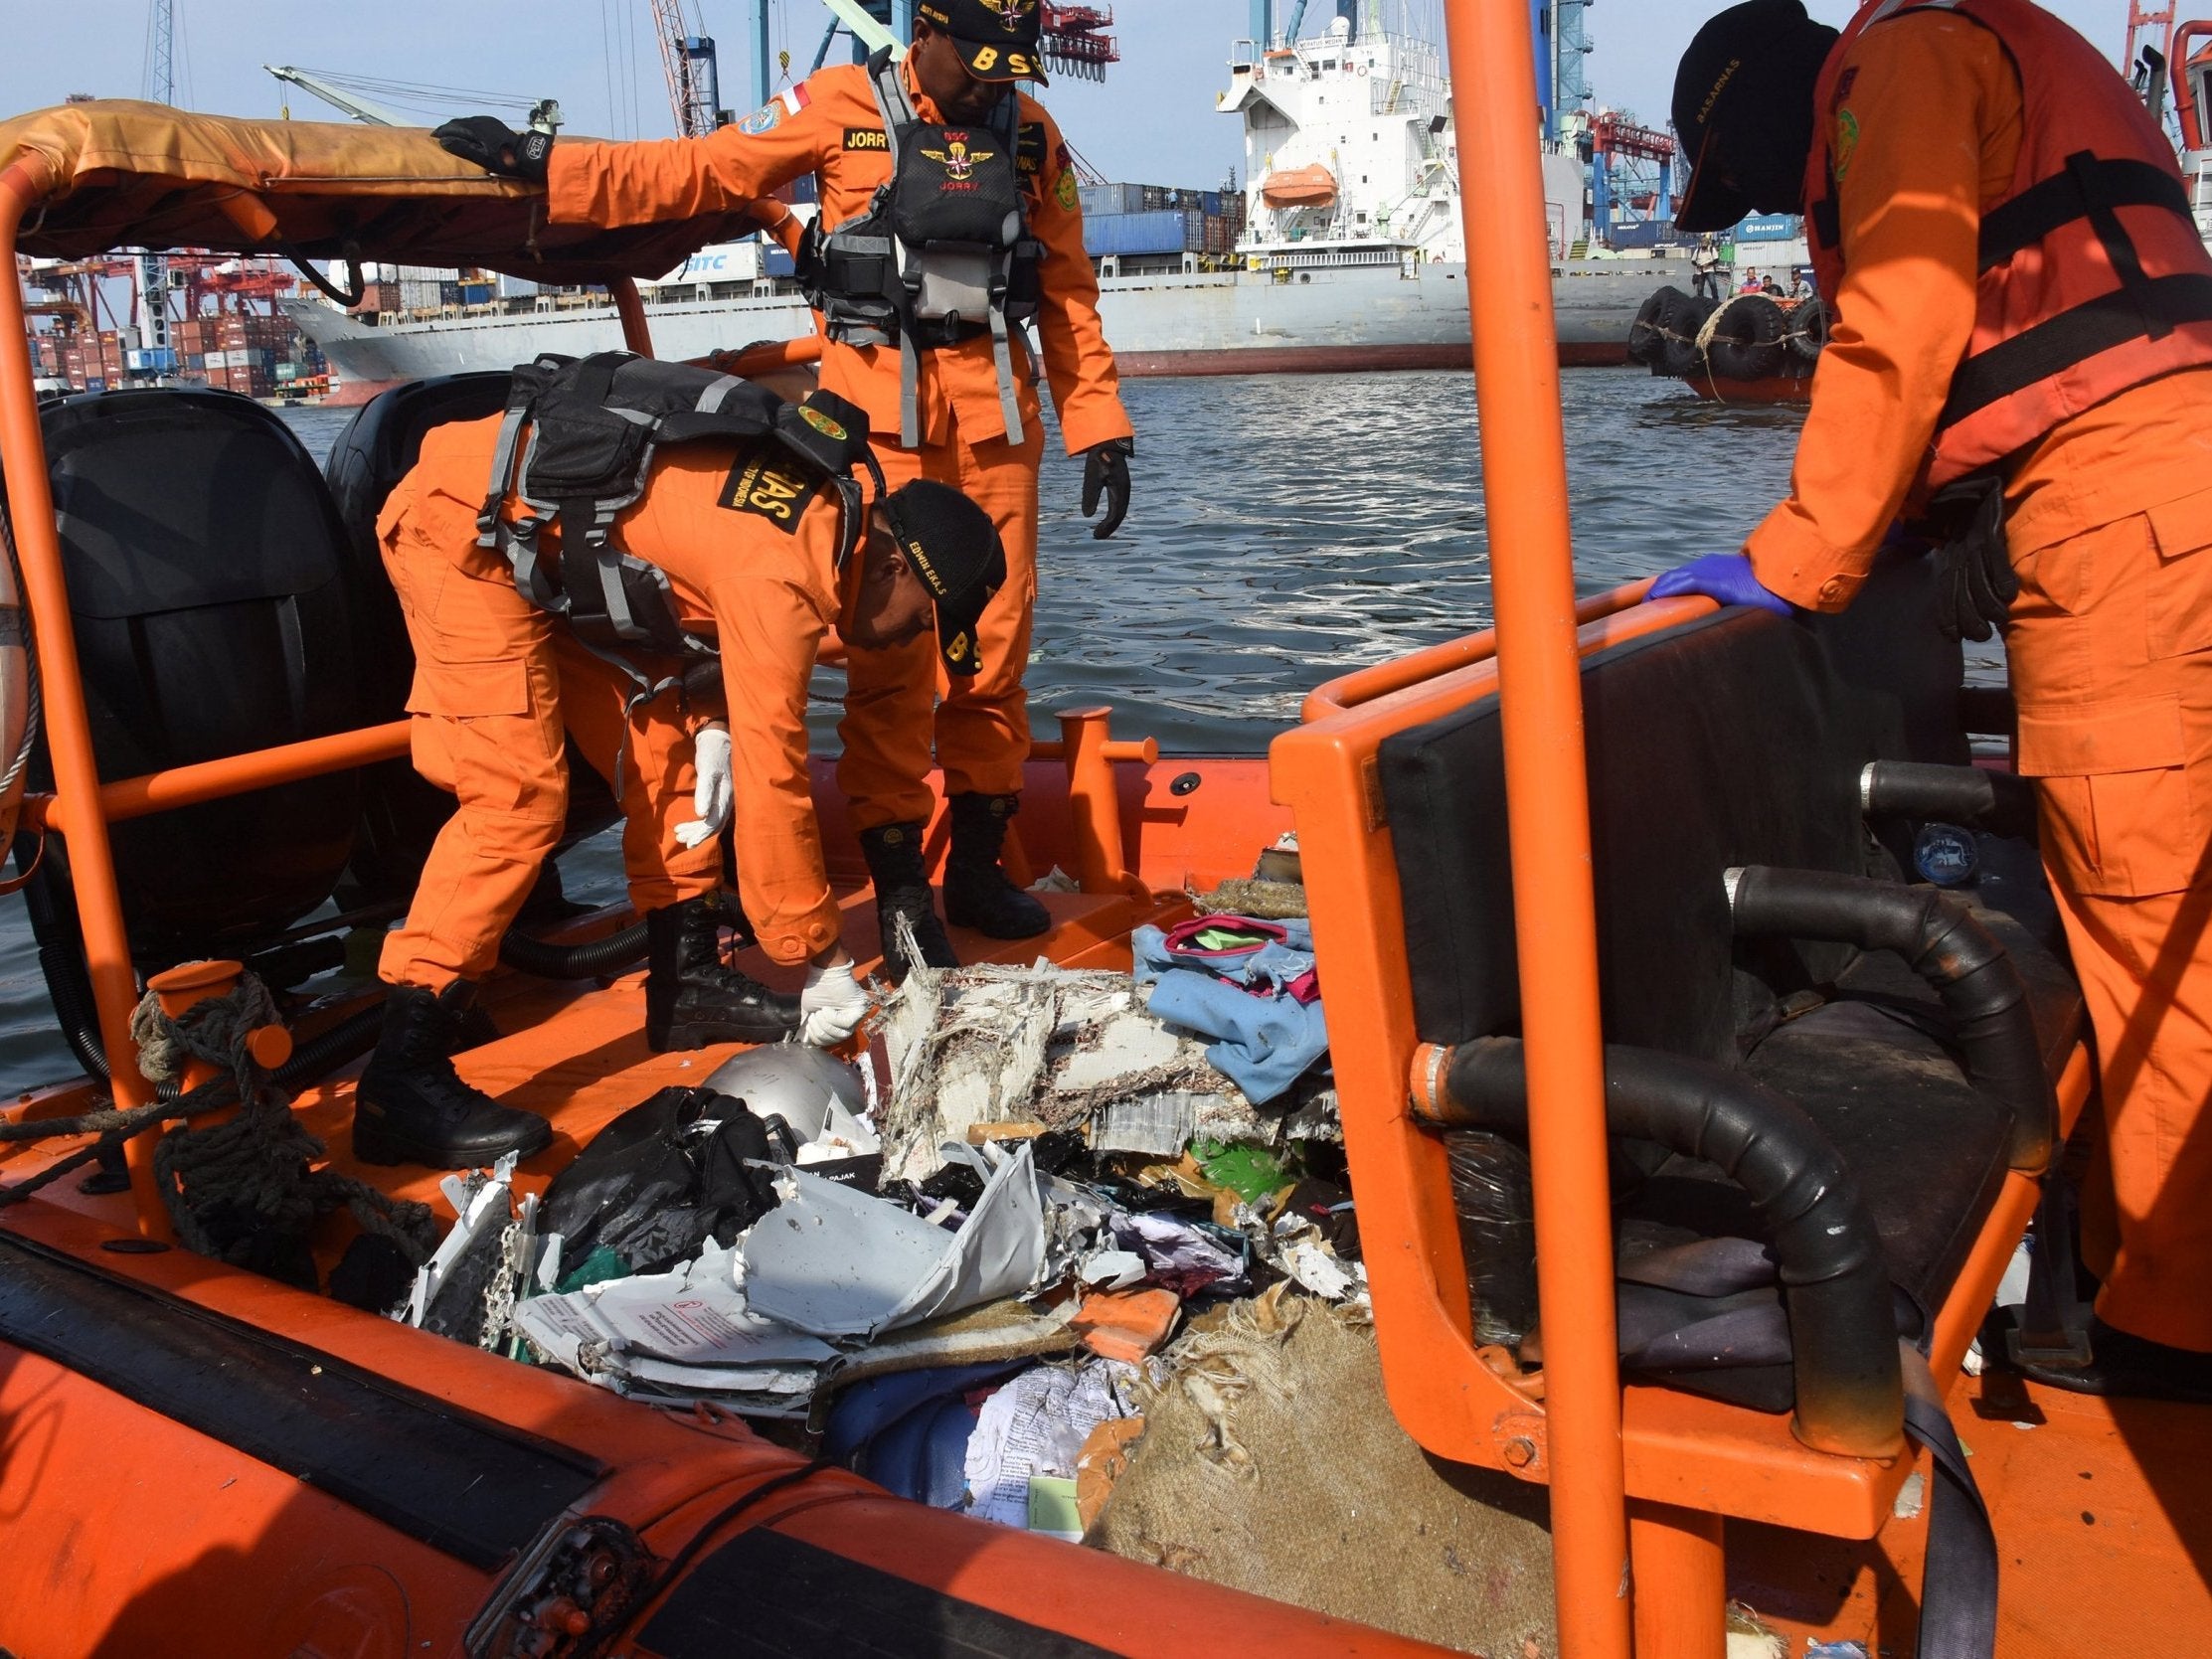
[37,388,380,955]
[1378,554,1968,1063]
[322,372,514,715]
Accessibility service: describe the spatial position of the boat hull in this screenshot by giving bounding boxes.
[290,257,1694,389]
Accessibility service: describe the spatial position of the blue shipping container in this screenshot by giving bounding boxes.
[1733,213,1800,242]
[1083,209,1205,257]
[1080,183,1146,217]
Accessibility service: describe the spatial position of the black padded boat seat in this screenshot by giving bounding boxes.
[1376,560,2080,1407]
[1383,563,1968,1065]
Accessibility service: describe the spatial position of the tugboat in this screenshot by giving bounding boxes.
[0,6,2206,1654]
[1625,282,1825,402]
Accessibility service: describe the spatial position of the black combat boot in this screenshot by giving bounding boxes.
[943,792,1051,939]
[355,982,552,1168]
[858,820,959,983]
[643,896,802,1051]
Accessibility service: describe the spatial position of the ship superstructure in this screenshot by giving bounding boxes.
[280,0,1685,389]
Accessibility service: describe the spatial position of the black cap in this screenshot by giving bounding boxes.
[1671,0,1838,233]
[879,480,1006,676]
[916,0,1048,83]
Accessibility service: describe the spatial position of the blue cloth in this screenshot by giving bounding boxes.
[1647,553,1794,617]
[1144,966,1329,1105]
[1131,918,1315,995]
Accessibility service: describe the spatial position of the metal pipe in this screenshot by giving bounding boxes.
[611,277,655,356]
[1435,1,1630,1649]
[1627,1503,1727,1659]
[0,158,169,1238]
[1298,578,1658,721]
[21,721,412,833]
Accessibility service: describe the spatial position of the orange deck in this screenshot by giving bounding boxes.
[1733,1369,2212,1654]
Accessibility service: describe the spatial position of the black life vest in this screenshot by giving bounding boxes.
[475,352,876,686]
[799,50,1045,445]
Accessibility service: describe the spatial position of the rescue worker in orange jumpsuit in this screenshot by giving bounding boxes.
[361,407,1004,1169]
[435,0,1135,981]
[1656,0,2212,1399]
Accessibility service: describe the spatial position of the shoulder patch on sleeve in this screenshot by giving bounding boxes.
[738,101,782,134]
[1833,107,1861,180]
[1055,167,1080,212]
[719,441,822,534]
[1016,122,1047,176]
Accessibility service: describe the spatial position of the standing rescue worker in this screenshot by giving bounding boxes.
[1653,0,2212,1399]
[436,0,1136,980]
[361,396,1004,1169]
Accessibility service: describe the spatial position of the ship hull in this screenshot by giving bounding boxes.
[291,257,1692,390]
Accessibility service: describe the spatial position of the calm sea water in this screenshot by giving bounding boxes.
[0,367,1817,1089]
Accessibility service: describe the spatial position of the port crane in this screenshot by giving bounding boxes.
[1589,110,1675,246]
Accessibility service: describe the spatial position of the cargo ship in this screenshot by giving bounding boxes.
[288,3,1689,393]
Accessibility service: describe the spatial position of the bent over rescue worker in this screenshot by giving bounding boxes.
[1656,0,2212,1399]
[436,0,1135,981]
[363,406,1003,1169]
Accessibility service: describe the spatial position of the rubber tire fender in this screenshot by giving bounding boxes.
[1627,287,1675,370]
[1705,294,1789,382]
[1658,291,1717,379]
[1787,296,1829,366]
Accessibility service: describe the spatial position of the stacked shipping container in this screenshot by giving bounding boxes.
[30,310,312,397]
[1078,182,1245,260]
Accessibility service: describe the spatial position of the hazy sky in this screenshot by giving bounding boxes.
[0,0,2140,188]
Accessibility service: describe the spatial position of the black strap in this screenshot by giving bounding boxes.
[1607,1244,1997,1657]
[1977,153,2193,273]
[1901,1343,2000,1659]
[1938,271,2212,430]
[2067,150,2171,342]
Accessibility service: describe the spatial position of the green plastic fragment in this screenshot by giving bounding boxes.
[1193,1139,1293,1206]
[554,1244,629,1295]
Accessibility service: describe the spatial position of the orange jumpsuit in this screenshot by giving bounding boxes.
[379,415,851,984]
[1746,12,2212,1350]
[546,59,1132,828]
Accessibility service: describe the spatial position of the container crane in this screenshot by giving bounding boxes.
[263,66,412,126]
[648,0,729,136]
[135,0,175,370]
[1589,110,1674,246]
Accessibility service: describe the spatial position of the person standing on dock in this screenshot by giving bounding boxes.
[1692,234,1724,301]
[435,0,1135,981]
[1653,0,2212,1401]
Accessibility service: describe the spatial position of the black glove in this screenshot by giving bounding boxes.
[1081,436,1133,540]
[434,116,553,185]
[1925,476,2016,643]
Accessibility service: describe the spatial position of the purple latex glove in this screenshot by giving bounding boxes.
[1646,553,1795,617]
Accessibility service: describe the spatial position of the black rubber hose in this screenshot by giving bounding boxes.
[1727,865,2055,1172]
[1421,1035,1905,1460]
[497,918,650,979]
[272,1003,385,1089]
[1862,759,2038,842]
[38,931,111,1080]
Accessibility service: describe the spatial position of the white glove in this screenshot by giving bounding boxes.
[673,726,733,850]
[798,960,870,1048]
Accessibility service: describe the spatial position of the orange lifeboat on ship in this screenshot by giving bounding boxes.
[1259,162,1339,210]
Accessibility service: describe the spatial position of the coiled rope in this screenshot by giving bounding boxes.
[0,972,437,1278]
